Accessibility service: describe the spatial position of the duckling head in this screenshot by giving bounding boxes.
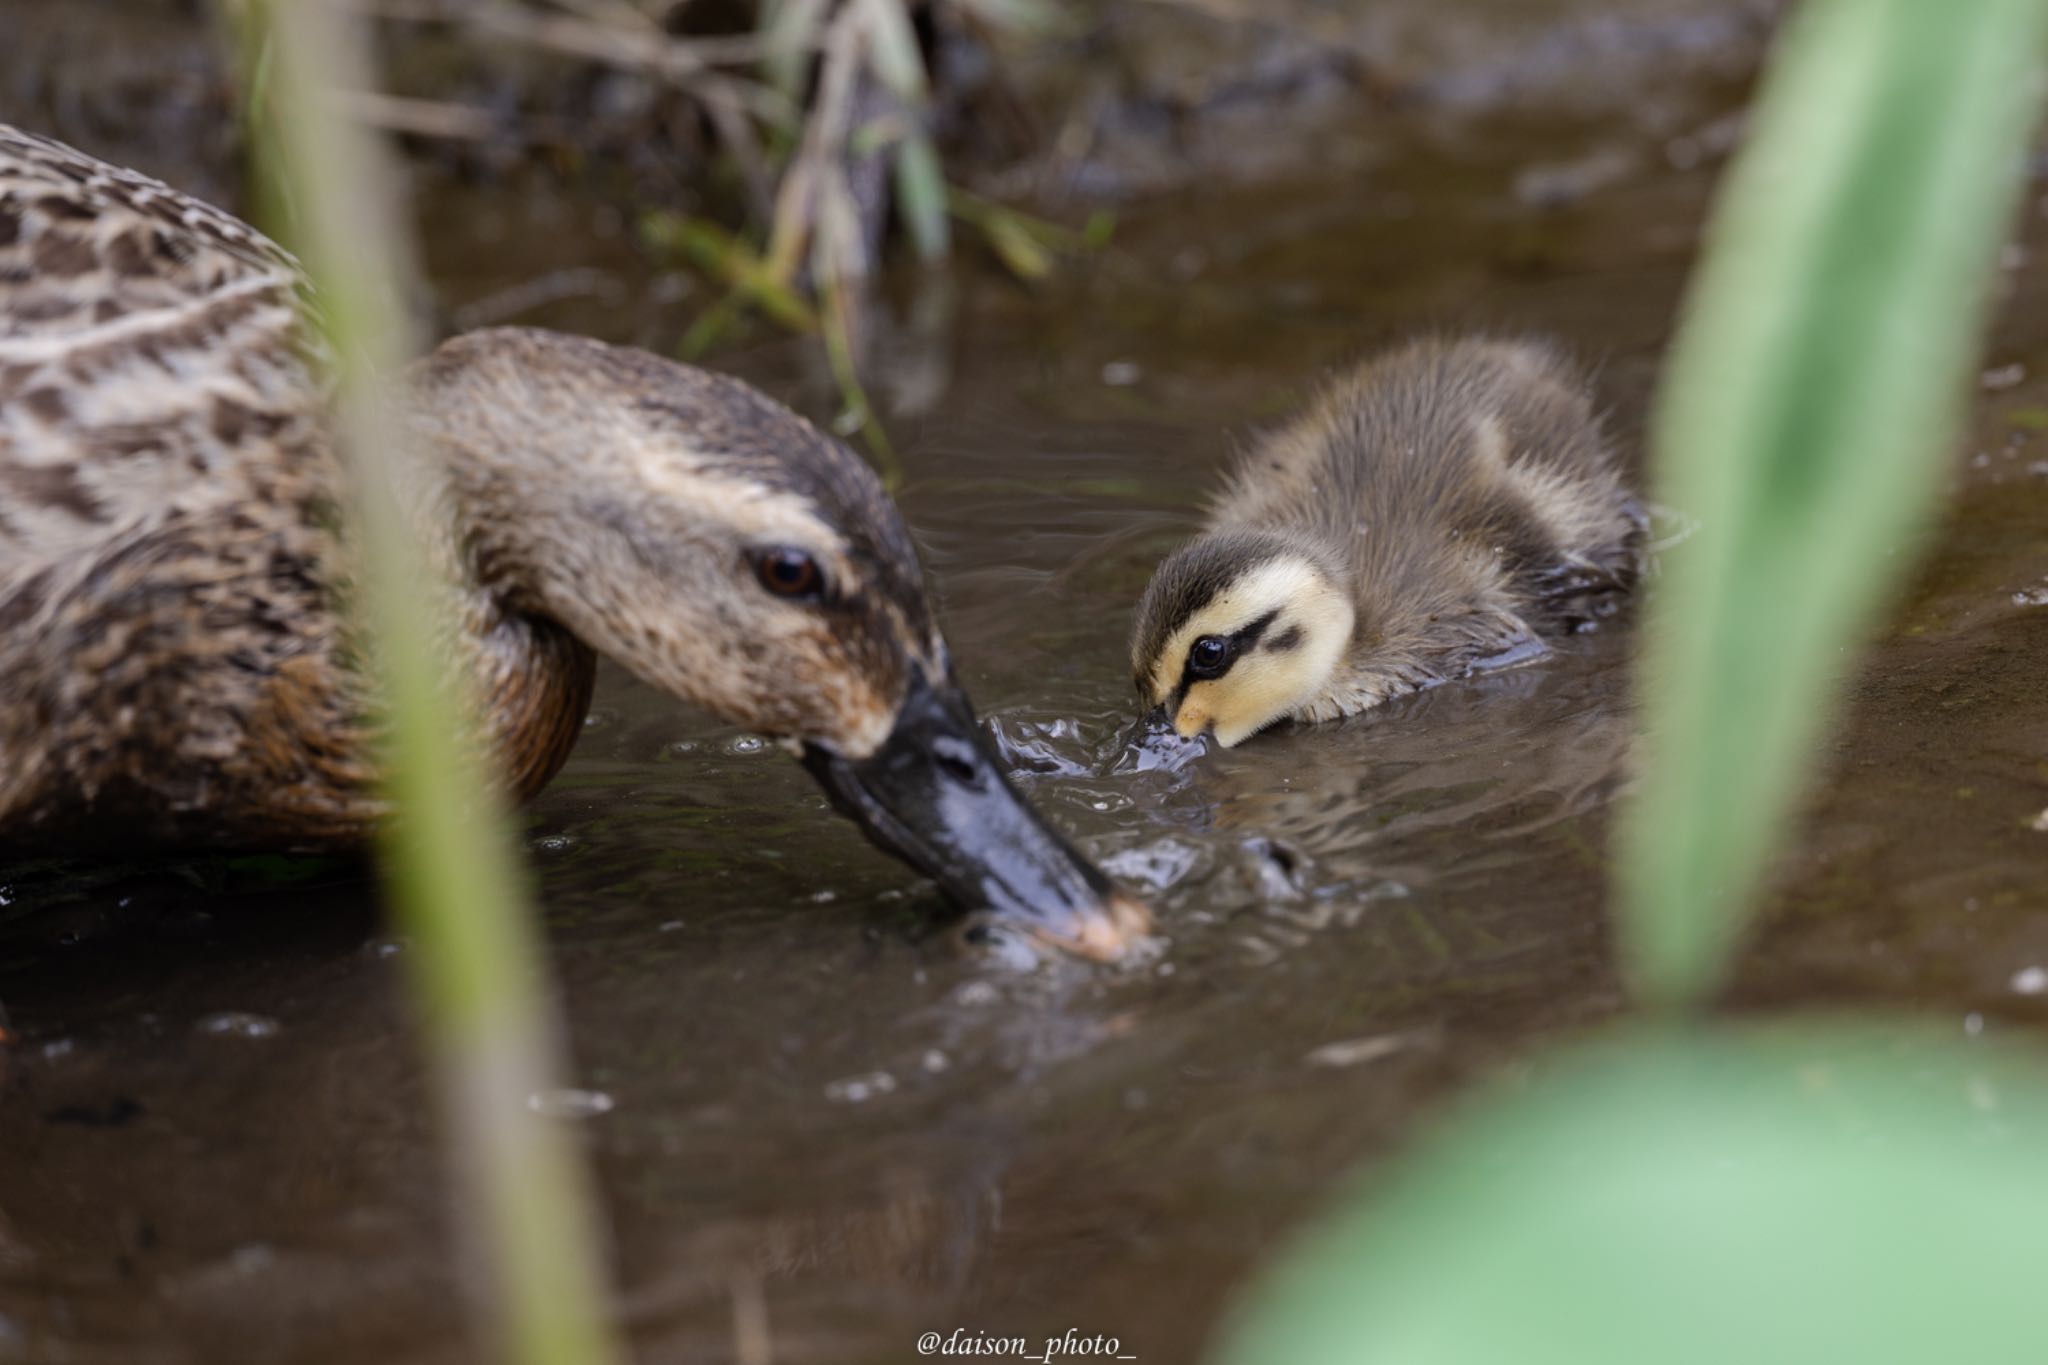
[1131,530,1355,748]
[411,327,1149,959]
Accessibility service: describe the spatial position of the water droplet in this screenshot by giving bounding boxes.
[195,1012,280,1040]
[528,1088,614,1119]
[2012,966,2048,995]
[1100,360,1142,387]
[824,1071,897,1103]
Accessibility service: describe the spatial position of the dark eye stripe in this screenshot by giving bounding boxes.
[1174,608,1283,702]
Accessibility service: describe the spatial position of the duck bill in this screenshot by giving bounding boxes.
[801,675,1152,961]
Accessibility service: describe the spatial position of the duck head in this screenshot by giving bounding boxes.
[1131,530,1355,747]
[409,327,1149,960]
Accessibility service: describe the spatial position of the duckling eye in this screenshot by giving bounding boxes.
[1188,634,1234,680]
[752,547,825,601]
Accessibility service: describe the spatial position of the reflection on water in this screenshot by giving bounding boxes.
[6,81,2048,1365]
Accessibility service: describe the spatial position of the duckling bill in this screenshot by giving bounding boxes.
[0,124,1147,960]
[1132,337,1644,746]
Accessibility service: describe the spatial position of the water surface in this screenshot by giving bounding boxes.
[4,92,2047,1365]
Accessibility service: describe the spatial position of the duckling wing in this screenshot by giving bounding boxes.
[0,124,328,581]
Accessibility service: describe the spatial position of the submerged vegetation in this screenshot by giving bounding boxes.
[1218,0,2048,1359]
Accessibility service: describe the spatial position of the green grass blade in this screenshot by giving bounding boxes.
[1617,0,2048,1004]
[222,4,624,1363]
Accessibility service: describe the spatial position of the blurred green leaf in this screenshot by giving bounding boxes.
[951,0,1062,34]
[893,130,952,263]
[1215,1026,2048,1365]
[1617,0,2048,1004]
[760,0,830,100]
[1082,208,1118,250]
[859,0,930,102]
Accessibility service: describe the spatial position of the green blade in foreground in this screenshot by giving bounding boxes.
[1212,1026,2048,1365]
[1617,0,2048,1003]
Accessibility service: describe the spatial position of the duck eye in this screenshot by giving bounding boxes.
[1188,634,1234,680]
[753,547,825,601]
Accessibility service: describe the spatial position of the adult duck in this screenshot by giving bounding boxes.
[0,124,1147,959]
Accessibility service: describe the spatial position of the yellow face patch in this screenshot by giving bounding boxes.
[1155,558,1356,747]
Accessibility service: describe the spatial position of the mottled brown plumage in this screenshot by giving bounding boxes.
[1132,337,1645,747]
[0,124,1150,959]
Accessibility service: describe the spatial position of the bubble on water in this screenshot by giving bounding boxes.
[41,1038,76,1060]
[229,1244,276,1275]
[1305,1031,1427,1069]
[665,740,698,757]
[1101,838,1203,892]
[372,939,405,958]
[921,1049,950,1074]
[2030,808,2048,833]
[954,981,1001,1008]
[2012,966,2048,996]
[528,1088,615,1119]
[658,919,686,932]
[1981,362,2026,391]
[196,1012,280,1040]
[824,1071,897,1104]
[2014,584,2048,607]
[532,834,576,853]
[727,734,769,756]
[1100,360,1142,386]
[1965,1012,1986,1037]
[809,889,838,904]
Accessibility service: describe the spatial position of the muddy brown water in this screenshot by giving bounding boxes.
[5,98,2048,1365]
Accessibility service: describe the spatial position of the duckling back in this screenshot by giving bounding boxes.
[1218,337,1641,637]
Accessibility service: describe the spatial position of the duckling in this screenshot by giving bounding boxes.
[0,124,1148,958]
[1131,336,1644,747]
